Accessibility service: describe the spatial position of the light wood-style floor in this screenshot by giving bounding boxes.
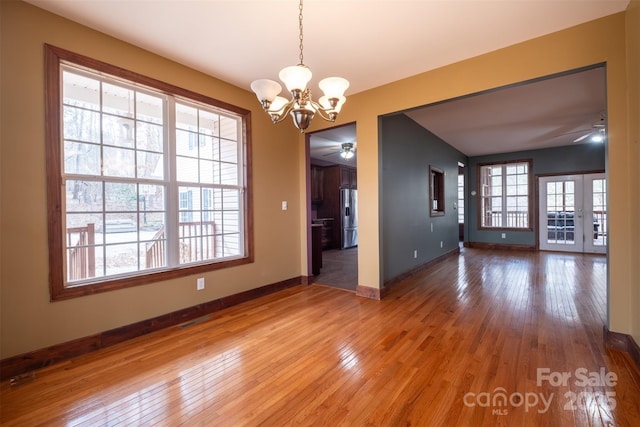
[2,248,640,426]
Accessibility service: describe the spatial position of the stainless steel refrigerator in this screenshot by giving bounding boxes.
[341,188,358,248]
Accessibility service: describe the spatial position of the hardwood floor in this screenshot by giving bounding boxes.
[2,248,639,426]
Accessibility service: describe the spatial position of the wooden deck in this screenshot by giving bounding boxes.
[2,247,639,425]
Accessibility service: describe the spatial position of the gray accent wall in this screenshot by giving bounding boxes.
[466,143,606,246]
[380,114,466,282]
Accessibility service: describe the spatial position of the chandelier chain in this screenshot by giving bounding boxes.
[298,0,304,65]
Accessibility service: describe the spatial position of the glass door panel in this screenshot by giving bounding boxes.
[539,173,606,254]
[540,175,583,252]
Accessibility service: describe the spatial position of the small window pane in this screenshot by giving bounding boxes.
[104,182,138,211]
[66,180,103,212]
[220,163,238,185]
[103,146,135,177]
[136,92,163,124]
[200,135,215,160]
[136,122,164,152]
[63,71,100,110]
[199,159,215,184]
[177,157,199,182]
[176,129,197,157]
[102,83,134,118]
[102,115,135,148]
[220,140,238,164]
[137,151,164,180]
[105,243,138,275]
[199,110,218,136]
[66,212,101,230]
[223,189,239,210]
[176,103,198,131]
[104,218,137,245]
[64,141,101,175]
[64,107,101,143]
[220,116,237,140]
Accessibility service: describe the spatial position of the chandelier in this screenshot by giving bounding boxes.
[250,0,349,132]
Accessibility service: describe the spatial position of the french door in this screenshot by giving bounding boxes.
[539,173,607,254]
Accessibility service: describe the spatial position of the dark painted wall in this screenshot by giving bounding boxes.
[380,114,466,282]
[466,143,606,246]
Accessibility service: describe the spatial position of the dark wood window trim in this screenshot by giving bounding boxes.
[45,44,254,301]
[476,159,533,232]
[429,165,445,217]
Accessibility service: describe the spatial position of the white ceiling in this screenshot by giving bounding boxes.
[405,66,607,157]
[26,0,625,161]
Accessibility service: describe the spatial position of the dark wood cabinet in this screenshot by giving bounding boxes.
[311,166,324,203]
[340,166,357,189]
[311,224,323,275]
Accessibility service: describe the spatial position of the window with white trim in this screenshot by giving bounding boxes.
[46,45,252,300]
[479,161,531,229]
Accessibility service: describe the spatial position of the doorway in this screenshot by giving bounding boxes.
[307,123,359,291]
[458,162,465,241]
[539,173,607,254]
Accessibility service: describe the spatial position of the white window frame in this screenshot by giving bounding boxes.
[478,160,532,230]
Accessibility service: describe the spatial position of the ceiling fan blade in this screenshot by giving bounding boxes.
[573,132,593,143]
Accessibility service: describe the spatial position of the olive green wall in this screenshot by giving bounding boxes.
[309,9,637,340]
[0,0,303,359]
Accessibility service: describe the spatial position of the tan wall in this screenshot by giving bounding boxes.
[626,0,640,344]
[309,11,637,336]
[2,0,638,360]
[0,0,303,359]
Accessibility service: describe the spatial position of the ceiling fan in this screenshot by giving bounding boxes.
[571,113,607,143]
[323,142,357,160]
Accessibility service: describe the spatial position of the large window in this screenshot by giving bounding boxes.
[45,45,253,300]
[479,160,531,229]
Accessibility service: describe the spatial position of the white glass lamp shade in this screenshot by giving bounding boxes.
[319,95,346,113]
[340,149,354,160]
[279,65,312,93]
[250,79,282,102]
[319,77,349,99]
[269,96,289,112]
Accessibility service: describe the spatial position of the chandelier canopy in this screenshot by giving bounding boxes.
[250,0,349,132]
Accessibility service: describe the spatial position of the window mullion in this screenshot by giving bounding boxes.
[165,96,180,267]
[501,166,507,227]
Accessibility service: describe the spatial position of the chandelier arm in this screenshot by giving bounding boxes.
[309,100,338,122]
[266,99,296,124]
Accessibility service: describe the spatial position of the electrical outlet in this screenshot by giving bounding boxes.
[501,233,506,239]
[413,250,418,259]
[197,277,205,290]
[281,201,288,210]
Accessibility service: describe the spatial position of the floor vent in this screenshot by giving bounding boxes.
[177,314,212,329]
[10,371,36,387]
